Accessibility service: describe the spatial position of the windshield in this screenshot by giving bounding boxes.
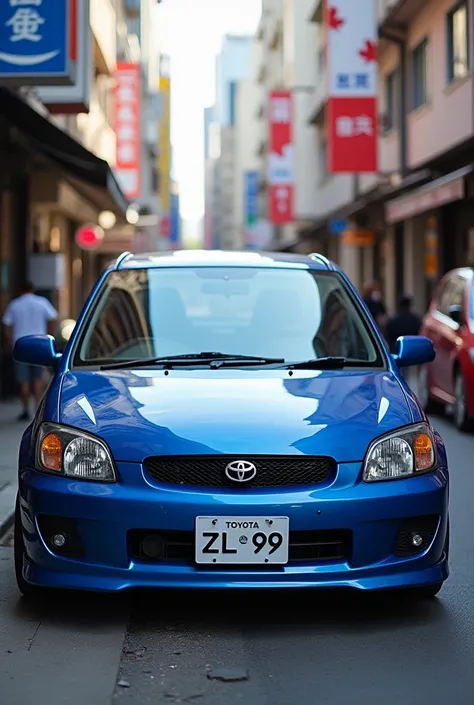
[73,267,384,367]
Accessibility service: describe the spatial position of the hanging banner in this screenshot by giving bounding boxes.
[326,0,378,173]
[114,62,141,200]
[0,0,74,85]
[158,74,171,221]
[268,90,294,224]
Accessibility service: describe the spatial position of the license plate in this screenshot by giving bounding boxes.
[195,516,289,565]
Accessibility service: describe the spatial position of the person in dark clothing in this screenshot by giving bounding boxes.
[362,281,387,330]
[385,295,422,353]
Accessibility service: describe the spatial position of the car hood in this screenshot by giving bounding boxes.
[58,368,417,463]
[59,369,416,462]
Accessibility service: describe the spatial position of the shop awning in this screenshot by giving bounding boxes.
[384,165,474,224]
[0,88,128,217]
[281,169,433,252]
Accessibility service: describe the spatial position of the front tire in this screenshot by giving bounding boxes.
[407,581,444,599]
[14,495,47,600]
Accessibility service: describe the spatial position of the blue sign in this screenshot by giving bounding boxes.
[170,192,180,247]
[244,171,258,227]
[0,0,72,85]
[329,219,348,235]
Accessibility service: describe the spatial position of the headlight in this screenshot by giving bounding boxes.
[363,422,436,482]
[36,423,116,482]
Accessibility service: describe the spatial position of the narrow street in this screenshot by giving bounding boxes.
[0,413,472,705]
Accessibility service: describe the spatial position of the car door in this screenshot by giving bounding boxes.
[432,274,467,400]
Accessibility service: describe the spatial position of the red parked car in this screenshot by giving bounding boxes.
[419,267,474,431]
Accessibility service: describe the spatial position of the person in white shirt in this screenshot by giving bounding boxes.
[2,281,58,421]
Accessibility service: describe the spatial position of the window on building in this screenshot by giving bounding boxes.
[385,68,400,131]
[447,1,469,82]
[411,39,428,110]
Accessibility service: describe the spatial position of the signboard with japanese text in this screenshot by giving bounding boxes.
[0,0,74,85]
[268,90,294,223]
[37,0,92,114]
[158,74,171,217]
[326,0,378,173]
[114,62,141,200]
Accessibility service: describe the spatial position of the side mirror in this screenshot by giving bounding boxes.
[448,304,464,325]
[14,335,61,368]
[392,335,435,368]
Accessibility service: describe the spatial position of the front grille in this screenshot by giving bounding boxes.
[129,529,352,564]
[144,455,335,489]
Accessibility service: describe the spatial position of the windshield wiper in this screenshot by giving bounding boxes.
[285,357,376,369]
[285,357,347,369]
[99,352,284,371]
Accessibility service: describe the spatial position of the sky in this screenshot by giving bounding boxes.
[155,0,261,235]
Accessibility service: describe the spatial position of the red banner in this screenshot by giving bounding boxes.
[268,90,294,223]
[114,63,141,199]
[327,97,378,172]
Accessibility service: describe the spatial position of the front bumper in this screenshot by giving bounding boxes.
[18,462,449,592]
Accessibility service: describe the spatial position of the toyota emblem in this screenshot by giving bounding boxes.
[225,460,257,483]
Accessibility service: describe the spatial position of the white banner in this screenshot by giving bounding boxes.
[327,0,378,98]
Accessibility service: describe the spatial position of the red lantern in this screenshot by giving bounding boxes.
[75,224,104,251]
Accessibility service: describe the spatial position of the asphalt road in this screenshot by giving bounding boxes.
[0,414,473,705]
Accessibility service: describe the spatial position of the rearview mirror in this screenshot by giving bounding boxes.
[14,335,61,368]
[448,304,464,325]
[392,335,435,368]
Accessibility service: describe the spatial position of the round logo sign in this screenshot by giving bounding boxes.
[75,224,105,251]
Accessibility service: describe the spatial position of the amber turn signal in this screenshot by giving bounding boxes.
[414,433,434,472]
[40,433,63,472]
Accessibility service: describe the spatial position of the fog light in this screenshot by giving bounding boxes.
[141,534,165,559]
[411,533,423,548]
[51,533,67,548]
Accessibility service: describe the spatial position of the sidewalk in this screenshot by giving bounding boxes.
[0,400,28,536]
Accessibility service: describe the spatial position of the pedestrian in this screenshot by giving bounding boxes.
[362,281,387,331]
[2,281,58,421]
[385,295,422,384]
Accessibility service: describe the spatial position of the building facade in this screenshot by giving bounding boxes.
[289,0,474,317]
[204,35,253,249]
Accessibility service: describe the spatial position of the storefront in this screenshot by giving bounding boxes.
[384,165,474,316]
[0,88,128,398]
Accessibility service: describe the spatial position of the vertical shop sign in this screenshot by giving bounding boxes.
[244,170,259,246]
[114,62,141,200]
[158,74,171,235]
[170,192,180,249]
[268,90,294,224]
[326,0,378,172]
[425,217,438,280]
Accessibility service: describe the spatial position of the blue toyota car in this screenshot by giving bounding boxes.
[13,250,449,599]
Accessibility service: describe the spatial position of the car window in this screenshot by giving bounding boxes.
[73,267,384,367]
